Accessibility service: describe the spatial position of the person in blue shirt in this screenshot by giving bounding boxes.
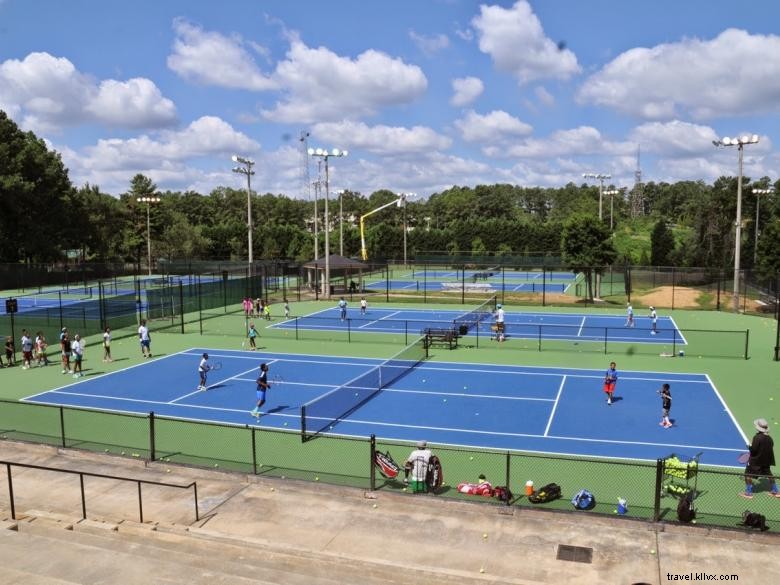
[251,363,270,418]
[604,361,618,405]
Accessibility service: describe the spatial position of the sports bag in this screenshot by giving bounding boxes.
[528,483,561,503]
[494,486,513,503]
[676,492,696,522]
[740,510,768,531]
[374,451,400,479]
[571,489,596,510]
[426,455,443,491]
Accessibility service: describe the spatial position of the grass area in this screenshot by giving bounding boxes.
[1,298,778,530]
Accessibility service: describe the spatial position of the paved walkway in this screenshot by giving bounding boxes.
[0,440,777,584]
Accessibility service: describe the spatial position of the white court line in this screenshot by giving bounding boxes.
[544,375,566,436]
[20,348,193,402]
[305,412,743,453]
[169,361,273,404]
[576,316,587,336]
[705,373,750,445]
[668,315,688,345]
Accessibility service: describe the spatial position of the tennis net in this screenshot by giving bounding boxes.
[453,295,497,332]
[301,336,429,441]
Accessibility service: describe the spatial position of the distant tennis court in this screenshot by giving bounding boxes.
[23,348,746,466]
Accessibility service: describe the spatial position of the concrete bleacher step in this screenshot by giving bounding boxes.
[11,510,531,585]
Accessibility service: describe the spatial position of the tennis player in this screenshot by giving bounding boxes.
[71,334,84,378]
[251,363,270,418]
[197,353,211,391]
[20,329,33,369]
[625,303,634,328]
[248,322,258,350]
[649,306,658,335]
[494,304,505,342]
[338,297,348,321]
[138,319,152,358]
[604,361,618,405]
[360,297,367,316]
[102,327,112,362]
[283,298,290,319]
[658,383,672,427]
[740,418,780,499]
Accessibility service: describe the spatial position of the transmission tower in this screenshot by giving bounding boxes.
[630,144,645,217]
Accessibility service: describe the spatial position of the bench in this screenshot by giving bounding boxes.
[441,282,494,292]
[422,327,458,350]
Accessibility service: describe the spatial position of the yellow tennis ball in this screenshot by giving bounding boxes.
[315,476,319,481]
[270,487,275,492]
[650,549,656,555]
[166,469,171,473]
[469,456,474,460]
[372,504,377,508]
[121,451,125,455]
[482,533,488,539]
[479,568,485,574]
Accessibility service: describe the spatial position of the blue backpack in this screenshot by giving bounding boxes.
[571,489,596,510]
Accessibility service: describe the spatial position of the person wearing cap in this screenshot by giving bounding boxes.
[740,418,780,499]
[649,306,658,335]
[197,353,211,392]
[494,304,505,342]
[71,334,84,378]
[404,440,433,492]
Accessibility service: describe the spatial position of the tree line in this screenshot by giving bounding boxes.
[1,110,779,280]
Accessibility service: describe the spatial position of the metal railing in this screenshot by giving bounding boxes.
[2,459,199,523]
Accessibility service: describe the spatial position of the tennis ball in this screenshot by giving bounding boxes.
[270,487,275,492]
[402,487,407,492]
[463,386,467,390]
[469,456,474,461]
[121,451,126,455]
[283,422,288,426]
[315,476,319,481]
[691,520,697,524]
[771,398,774,401]
[166,469,171,473]
[479,568,485,574]
[613,509,618,514]
[650,549,656,555]
[214,464,219,468]
[372,504,377,508]
[422,379,426,383]
[443,398,447,403]
[482,533,488,539]
[104,449,109,452]
[132,453,139,458]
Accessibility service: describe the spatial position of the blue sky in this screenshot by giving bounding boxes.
[1,0,778,198]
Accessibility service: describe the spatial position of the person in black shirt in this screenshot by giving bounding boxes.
[658,383,672,428]
[740,418,780,499]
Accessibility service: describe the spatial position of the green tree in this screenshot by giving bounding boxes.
[755,219,780,280]
[561,214,617,300]
[650,220,675,266]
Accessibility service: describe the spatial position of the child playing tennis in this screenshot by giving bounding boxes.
[283,298,290,319]
[625,303,634,328]
[248,322,258,350]
[251,363,270,418]
[263,302,271,321]
[658,383,672,428]
[197,353,211,391]
[604,361,618,405]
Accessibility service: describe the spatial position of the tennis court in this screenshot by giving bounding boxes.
[22,347,746,466]
[271,305,685,345]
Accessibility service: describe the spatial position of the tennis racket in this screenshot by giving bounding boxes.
[211,361,223,371]
[737,452,750,464]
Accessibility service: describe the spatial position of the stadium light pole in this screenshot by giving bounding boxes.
[336,189,346,257]
[308,147,348,298]
[713,134,760,312]
[753,187,774,264]
[138,196,161,276]
[399,193,417,267]
[602,189,621,231]
[232,155,256,273]
[582,173,611,299]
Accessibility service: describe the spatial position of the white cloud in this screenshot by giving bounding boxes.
[454,110,533,143]
[409,30,450,55]
[167,19,277,91]
[629,120,722,157]
[577,28,780,120]
[311,120,451,156]
[262,38,428,123]
[484,126,632,159]
[0,52,176,132]
[472,1,580,84]
[450,76,484,107]
[534,86,555,107]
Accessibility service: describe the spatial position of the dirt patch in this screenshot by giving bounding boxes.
[635,286,701,309]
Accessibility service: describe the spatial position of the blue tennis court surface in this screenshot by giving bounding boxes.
[272,306,685,345]
[23,348,746,466]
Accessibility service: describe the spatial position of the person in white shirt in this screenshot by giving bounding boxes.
[283,299,290,319]
[20,329,33,369]
[360,297,367,316]
[404,440,433,491]
[338,297,348,321]
[649,306,658,335]
[138,320,152,358]
[197,353,211,391]
[625,303,634,328]
[102,327,112,362]
[71,334,84,378]
[494,304,506,342]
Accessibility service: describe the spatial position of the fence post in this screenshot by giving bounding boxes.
[6,463,15,520]
[149,411,156,462]
[179,282,185,334]
[251,427,257,475]
[369,434,376,491]
[295,317,299,340]
[59,406,66,448]
[347,319,351,343]
[744,329,750,360]
[80,473,87,519]
[138,481,144,523]
[542,266,546,307]
[653,458,664,522]
[505,451,510,506]
[538,325,542,352]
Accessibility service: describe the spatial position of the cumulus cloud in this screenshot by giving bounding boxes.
[577,28,780,120]
[454,110,533,143]
[311,120,451,156]
[472,1,580,84]
[167,19,277,91]
[409,30,450,55]
[262,38,428,123]
[534,86,555,107]
[450,76,484,107]
[0,52,176,132]
[483,126,633,159]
